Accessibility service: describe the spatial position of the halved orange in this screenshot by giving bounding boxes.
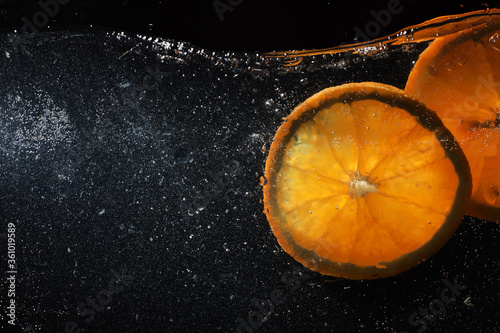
[263,82,472,279]
[405,18,500,222]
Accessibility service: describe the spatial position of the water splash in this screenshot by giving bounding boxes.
[489,32,500,51]
[264,9,500,67]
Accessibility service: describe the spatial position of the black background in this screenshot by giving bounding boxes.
[0,1,499,333]
[0,0,497,51]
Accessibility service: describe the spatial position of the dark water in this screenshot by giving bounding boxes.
[0,9,498,333]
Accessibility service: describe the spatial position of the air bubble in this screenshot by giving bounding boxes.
[174,148,190,164]
[489,33,500,51]
[446,62,456,71]
[264,99,275,108]
[457,56,467,66]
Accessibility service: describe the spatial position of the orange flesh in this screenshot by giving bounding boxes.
[264,83,471,278]
[405,18,500,221]
[275,98,457,267]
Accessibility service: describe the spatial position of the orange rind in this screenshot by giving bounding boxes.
[263,82,472,279]
[406,18,500,222]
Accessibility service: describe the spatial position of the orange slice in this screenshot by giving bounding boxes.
[405,18,500,222]
[263,82,472,279]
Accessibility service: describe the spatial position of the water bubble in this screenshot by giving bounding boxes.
[489,33,500,51]
[264,99,275,109]
[446,62,456,71]
[246,133,263,147]
[457,56,467,66]
[228,160,241,175]
[174,148,190,164]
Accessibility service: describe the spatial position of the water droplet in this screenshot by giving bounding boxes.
[489,33,500,51]
[457,56,467,66]
[264,99,275,108]
[228,160,241,175]
[174,148,190,164]
[446,62,456,71]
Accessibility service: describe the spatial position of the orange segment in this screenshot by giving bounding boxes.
[263,82,472,279]
[405,17,500,221]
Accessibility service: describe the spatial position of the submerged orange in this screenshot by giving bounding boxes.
[263,82,472,279]
[405,18,500,222]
